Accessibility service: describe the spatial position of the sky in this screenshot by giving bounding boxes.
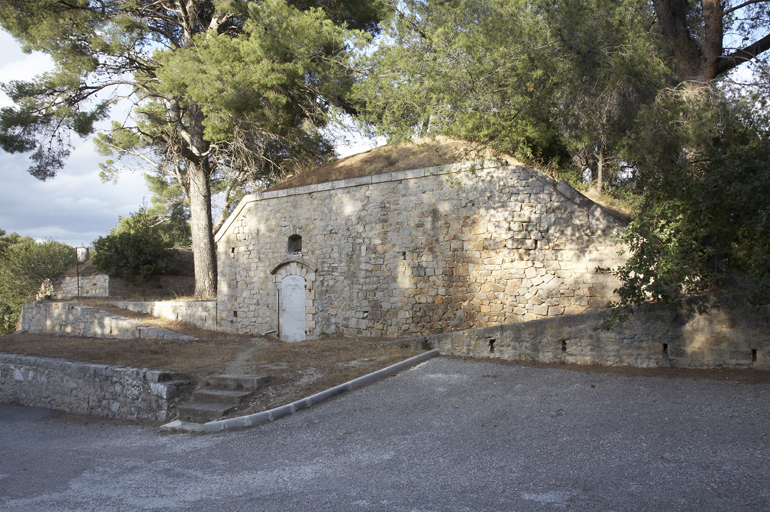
[0,30,382,248]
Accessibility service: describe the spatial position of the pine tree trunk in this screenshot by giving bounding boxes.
[187,102,217,299]
[595,146,604,196]
[188,159,217,299]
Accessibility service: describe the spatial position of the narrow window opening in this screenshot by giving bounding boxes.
[488,339,496,353]
[561,340,567,353]
[752,349,758,363]
[402,252,407,260]
[233,311,238,318]
[288,234,302,255]
[662,343,669,357]
[230,247,235,258]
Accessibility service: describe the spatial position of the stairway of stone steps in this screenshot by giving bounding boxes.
[176,374,269,424]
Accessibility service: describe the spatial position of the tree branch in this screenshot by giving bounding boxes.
[723,0,770,16]
[716,32,770,76]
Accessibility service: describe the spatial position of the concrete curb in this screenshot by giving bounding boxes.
[194,350,439,433]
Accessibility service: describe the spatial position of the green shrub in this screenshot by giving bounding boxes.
[0,231,76,333]
[92,209,177,280]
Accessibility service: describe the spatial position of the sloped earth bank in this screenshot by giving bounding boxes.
[2,299,769,424]
[0,299,427,422]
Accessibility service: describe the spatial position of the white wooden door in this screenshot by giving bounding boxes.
[281,275,306,342]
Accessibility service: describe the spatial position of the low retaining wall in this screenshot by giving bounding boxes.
[21,302,196,341]
[107,300,217,331]
[0,353,190,421]
[42,275,110,299]
[422,295,770,369]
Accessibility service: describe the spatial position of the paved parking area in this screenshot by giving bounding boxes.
[2,357,769,511]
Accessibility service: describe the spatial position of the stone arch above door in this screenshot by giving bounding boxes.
[271,259,316,340]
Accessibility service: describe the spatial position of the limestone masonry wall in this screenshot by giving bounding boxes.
[21,301,196,341]
[216,160,626,337]
[107,300,217,331]
[0,353,189,421]
[422,295,770,369]
[44,275,110,299]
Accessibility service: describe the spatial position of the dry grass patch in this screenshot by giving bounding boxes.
[0,300,428,420]
[0,334,251,376]
[269,135,517,191]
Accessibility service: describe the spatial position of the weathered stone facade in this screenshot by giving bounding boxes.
[216,159,626,339]
[0,353,189,421]
[41,275,110,299]
[420,294,770,370]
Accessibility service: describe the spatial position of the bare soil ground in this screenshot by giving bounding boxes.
[0,299,427,420]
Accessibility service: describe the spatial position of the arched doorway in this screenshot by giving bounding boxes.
[271,258,316,342]
[281,274,306,342]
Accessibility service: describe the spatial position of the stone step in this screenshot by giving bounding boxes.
[177,402,237,423]
[191,389,252,405]
[204,374,268,391]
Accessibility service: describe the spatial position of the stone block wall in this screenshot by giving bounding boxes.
[107,300,217,331]
[421,295,770,369]
[42,275,110,299]
[21,301,195,341]
[0,353,189,421]
[216,160,626,337]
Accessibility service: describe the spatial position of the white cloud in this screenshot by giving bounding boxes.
[0,31,149,246]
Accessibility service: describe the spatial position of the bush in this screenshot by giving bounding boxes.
[600,85,770,326]
[0,231,76,333]
[91,209,178,280]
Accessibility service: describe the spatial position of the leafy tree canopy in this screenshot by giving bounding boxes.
[143,173,192,247]
[0,0,387,299]
[353,0,672,190]
[600,85,770,324]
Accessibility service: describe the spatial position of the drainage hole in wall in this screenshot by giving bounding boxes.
[488,339,496,353]
[752,349,758,363]
[662,343,668,357]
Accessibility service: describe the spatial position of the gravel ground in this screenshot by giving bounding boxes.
[1,356,769,511]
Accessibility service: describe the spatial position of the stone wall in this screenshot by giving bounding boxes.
[0,353,189,421]
[420,295,770,369]
[216,160,626,338]
[21,301,195,341]
[107,300,217,331]
[42,275,110,299]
